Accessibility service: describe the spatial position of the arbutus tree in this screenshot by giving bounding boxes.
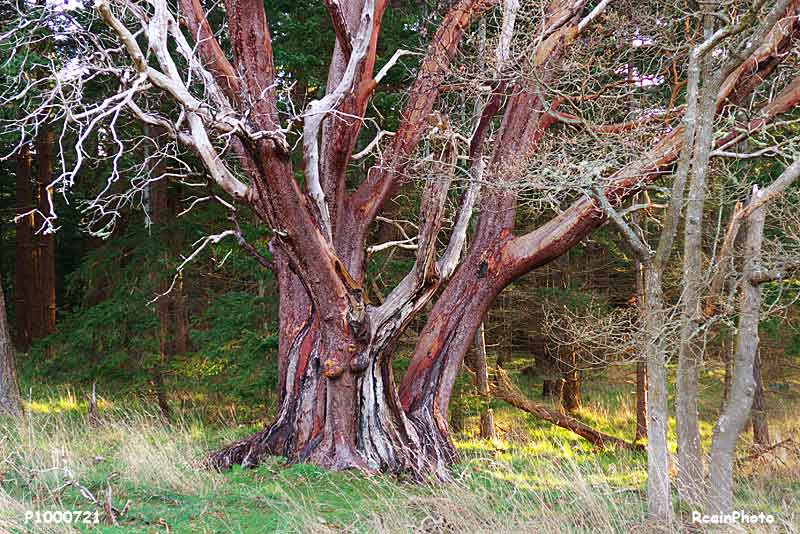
[3,0,800,481]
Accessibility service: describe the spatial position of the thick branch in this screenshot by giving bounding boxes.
[223,0,280,130]
[177,0,241,103]
[347,0,497,231]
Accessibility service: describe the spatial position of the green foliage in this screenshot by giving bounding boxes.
[181,291,279,411]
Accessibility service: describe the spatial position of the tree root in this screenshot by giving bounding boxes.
[205,427,276,471]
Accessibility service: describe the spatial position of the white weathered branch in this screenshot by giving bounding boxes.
[302,0,378,242]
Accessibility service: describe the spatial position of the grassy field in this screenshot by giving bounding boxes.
[0,362,798,533]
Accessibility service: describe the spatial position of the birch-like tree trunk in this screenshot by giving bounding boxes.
[707,193,765,514]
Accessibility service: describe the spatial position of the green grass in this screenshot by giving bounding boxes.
[1,363,798,533]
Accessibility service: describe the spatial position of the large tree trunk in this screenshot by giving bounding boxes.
[707,196,765,514]
[0,283,22,417]
[399,241,507,466]
[169,0,800,481]
[15,144,34,350]
[208,252,440,478]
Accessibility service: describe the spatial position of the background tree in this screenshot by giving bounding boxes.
[0,282,22,416]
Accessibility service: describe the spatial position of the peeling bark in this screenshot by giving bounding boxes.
[81,0,800,481]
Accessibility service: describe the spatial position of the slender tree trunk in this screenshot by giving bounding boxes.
[33,127,57,340]
[632,214,648,443]
[147,137,189,422]
[561,351,581,413]
[0,284,22,417]
[751,349,770,447]
[644,268,672,521]
[471,322,495,440]
[707,197,765,514]
[722,336,733,405]
[15,145,34,350]
[635,361,648,442]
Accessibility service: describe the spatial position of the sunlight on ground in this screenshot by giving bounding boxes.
[0,363,797,533]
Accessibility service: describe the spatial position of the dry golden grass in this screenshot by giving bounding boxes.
[0,386,796,533]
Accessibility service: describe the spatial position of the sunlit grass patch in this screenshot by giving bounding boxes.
[0,357,797,533]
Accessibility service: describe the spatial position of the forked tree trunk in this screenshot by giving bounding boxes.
[193,0,799,481]
[707,195,765,514]
[208,255,440,477]
[0,283,22,417]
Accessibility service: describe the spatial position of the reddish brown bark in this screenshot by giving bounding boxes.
[149,158,189,421]
[14,128,57,349]
[15,144,34,350]
[341,0,498,274]
[399,15,800,468]
[208,251,429,475]
[34,127,57,340]
[165,0,800,478]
